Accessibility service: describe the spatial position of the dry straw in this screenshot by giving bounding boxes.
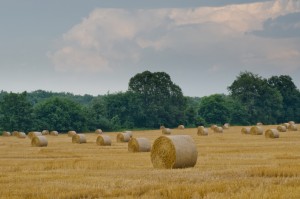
[72,134,86,144]
[18,132,26,138]
[151,135,198,169]
[277,125,287,132]
[128,138,151,152]
[162,128,171,135]
[50,131,59,136]
[12,131,19,136]
[96,135,111,146]
[250,126,263,135]
[28,132,42,139]
[68,131,77,137]
[178,125,185,130]
[160,125,165,130]
[124,131,133,137]
[214,126,223,133]
[2,131,11,137]
[95,129,103,134]
[197,126,208,136]
[289,121,295,125]
[41,130,49,135]
[265,129,280,138]
[283,123,290,128]
[256,122,263,126]
[288,124,298,131]
[31,136,48,147]
[241,127,250,134]
[210,125,217,130]
[116,132,131,142]
[223,123,230,129]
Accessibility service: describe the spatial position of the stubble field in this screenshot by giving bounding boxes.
[0,125,300,199]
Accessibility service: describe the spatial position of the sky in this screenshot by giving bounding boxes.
[1,0,300,97]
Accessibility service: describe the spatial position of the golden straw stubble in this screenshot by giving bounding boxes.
[96,135,111,146]
[151,135,198,169]
[128,138,151,152]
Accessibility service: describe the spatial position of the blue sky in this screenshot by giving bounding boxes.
[1,0,300,97]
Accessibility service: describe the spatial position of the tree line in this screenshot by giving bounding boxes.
[0,71,299,133]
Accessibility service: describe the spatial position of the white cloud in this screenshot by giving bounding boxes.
[49,0,300,73]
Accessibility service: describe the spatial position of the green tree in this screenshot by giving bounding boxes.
[0,92,33,132]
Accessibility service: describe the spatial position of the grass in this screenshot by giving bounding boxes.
[0,125,300,198]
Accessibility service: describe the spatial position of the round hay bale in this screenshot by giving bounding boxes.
[160,125,165,130]
[197,126,208,136]
[116,132,131,142]
[214,126,223,133]
[50,131,59,136]
[178,125,185,130]
[31,136,48,147]
[151,135,198,169]
[12,131,19,136]
[289,121,295,125]
[162,128,171,135]
[96,135,111,146]
[277,125,287,132]
[288,124,298,131]
[265,129,279,138]
[210,125,217,130]
[68,131,77,137]
[283,123,290,128]
[241,127,250,134]
[95,129,103,134]
[256,122,263,126]
[41,130,49,135]
[250,126,263,135]
[72,134,86,144]
[123,131,133,137]
[28,132,42,139]
[18,132,26,138]
[223,123,230,129]
[2,131,11,137]
[128,138,151,152]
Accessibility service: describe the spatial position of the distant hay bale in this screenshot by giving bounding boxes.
[96,135,111,146]
[223,123,230,129]
[31,136,48,147]
[95,129,103,134]
[197,126,208,136]
[162,128,171,135]
[12,131,19,136]
[210,125,217,130]
[151,135,198,169]
[28,132,42,139]
[116,132,131,142]
[288,124,298,131]
[2,131,11,137]
[18,132,26,138]
[277,126,287,132]
[265,129,279,138]
[41,130,49,135]
[283,123,290,128]
[178,125,185,130]
[256,122,263,126]
[72,134,86,144]
[68,131,77,137]
[123,131,133,137]
[241,127,250,134]
[288,121,295,125]
[50,131,59,136]
[250,126,263,135]
[214,126,223,133]
[160,125,165,130]
[128,138,151,152]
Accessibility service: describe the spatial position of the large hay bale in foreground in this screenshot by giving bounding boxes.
[2,131,11,137]
[31,136,48,147]
[277,125,287,132]
[288,124,298,131]
[116,132,131,142]
[41,130,49,135]
[95,129,103,134]
[12,131,19,136]
[72,134,86,144]
[162,128,171,135]
[250,126,263,135]
[28,132,42,139]
[197,126,208,136]
[128,138,151,152]
[214,127,223,133]
[151,135,198,169]
[96,135,111,146]
[68,131,77,137]
[18,132,26,138]
[241,127,250,134]
[50,131,59,136]
[178,125,185,130]
[265,129,279,138]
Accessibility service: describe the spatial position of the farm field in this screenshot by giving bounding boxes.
[0,125,300,199]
